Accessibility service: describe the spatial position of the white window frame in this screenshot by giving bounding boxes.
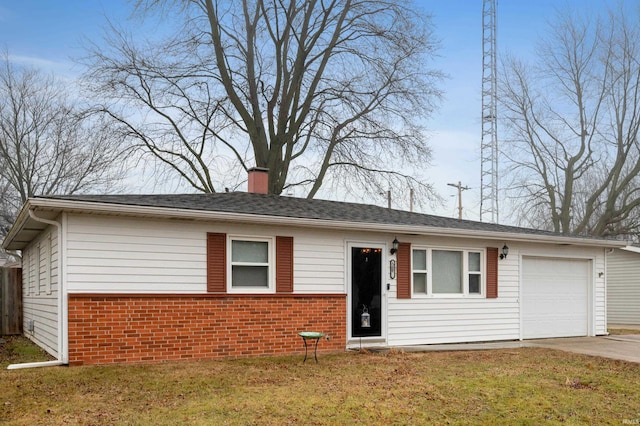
[35,243,42,296]
[28,247,35,296]
[411,246,485,298]
[227,235,275,294]
[23,250,31,296]
[44,233,52,295]
[467,251,482,295]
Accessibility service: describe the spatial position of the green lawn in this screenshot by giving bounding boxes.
[0,335,54,367]
[1,336,639,425]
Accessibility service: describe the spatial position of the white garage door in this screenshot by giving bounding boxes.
[522,257,590,339]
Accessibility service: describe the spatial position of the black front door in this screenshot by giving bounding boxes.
[351,247,382,337]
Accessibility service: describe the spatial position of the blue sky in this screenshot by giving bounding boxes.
[0,1,125,74]
[0,0,630,220]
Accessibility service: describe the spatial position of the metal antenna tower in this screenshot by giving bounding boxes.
[480,0,498,223]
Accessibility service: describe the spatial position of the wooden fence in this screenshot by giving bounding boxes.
[0,267,22,335]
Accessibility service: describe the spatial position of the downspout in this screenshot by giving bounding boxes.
[7,360,65,370]
[7,209,66,369]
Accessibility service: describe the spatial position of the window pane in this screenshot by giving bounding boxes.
[232,240,268,263]
[232,265,268,287]
[432,250,462,294]
[413,273,426,294]
[469,252,481,272]
[469,274,481,294]
[413,250,427,270]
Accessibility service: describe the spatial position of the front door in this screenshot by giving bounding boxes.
[351,246,383,338]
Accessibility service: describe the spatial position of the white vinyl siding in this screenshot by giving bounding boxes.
[388,237,519,346]
[387,240,605,346]
[595,252,607,335]
[66,216,207,293]
[21,228,59,358]
[294,235,345,292]
[607,249,640,325]
[65,215,346,294]
[61,214,607,347]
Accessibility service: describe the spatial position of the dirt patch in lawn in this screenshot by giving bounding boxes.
[608,327,640,335]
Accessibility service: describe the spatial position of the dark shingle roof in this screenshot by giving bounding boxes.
[45,192,593,239]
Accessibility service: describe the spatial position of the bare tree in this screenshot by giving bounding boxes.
[0,55,125,235]
[500,5,640,238]
[84,0,442,204]
[0,179,14,236]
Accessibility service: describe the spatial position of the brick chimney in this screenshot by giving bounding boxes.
[248,167,269,194]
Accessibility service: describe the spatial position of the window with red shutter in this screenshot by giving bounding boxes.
[406,245,494,297]
[276,236,294,293]
[207,233,294,293]
[397,242,412,299]
[207,233,227,292]
[486,247,498,298]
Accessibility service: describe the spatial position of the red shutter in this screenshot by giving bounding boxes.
[486,247,498,298]
[276,236,294,293]
[397,242,411,299]
[207,233,227,293]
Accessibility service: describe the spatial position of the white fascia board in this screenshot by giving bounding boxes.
[621,245,640,254]
[1,200,34,249]
[22,198,629,249]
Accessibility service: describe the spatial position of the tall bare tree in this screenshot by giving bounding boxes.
[500,5,640,238]
[0,55,125,236]
[85,0,442,203]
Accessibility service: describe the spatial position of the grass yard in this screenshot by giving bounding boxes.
[1,336,640,425]
[0,336,54,367]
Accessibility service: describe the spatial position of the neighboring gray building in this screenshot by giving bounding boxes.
[607,247,640,325]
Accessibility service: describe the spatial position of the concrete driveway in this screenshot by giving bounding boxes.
[388,328,640,363]
[526,335,640,364]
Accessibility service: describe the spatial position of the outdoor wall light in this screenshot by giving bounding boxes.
[390,237,399,255]
[361,305,371,328]
[499,244,509,260]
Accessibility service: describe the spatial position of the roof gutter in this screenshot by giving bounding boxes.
[621,245,640,254]
[1,200,33,250]
[6,209,69,369]
[7,197,629,249]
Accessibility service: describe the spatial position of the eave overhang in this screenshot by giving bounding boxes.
[2,197,628,251]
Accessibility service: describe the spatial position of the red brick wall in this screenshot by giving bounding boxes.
[68,294,346,365]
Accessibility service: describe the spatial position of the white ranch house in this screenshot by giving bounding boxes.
[2,169,626,366]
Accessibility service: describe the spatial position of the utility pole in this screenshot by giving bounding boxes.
[448,181,470,219]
